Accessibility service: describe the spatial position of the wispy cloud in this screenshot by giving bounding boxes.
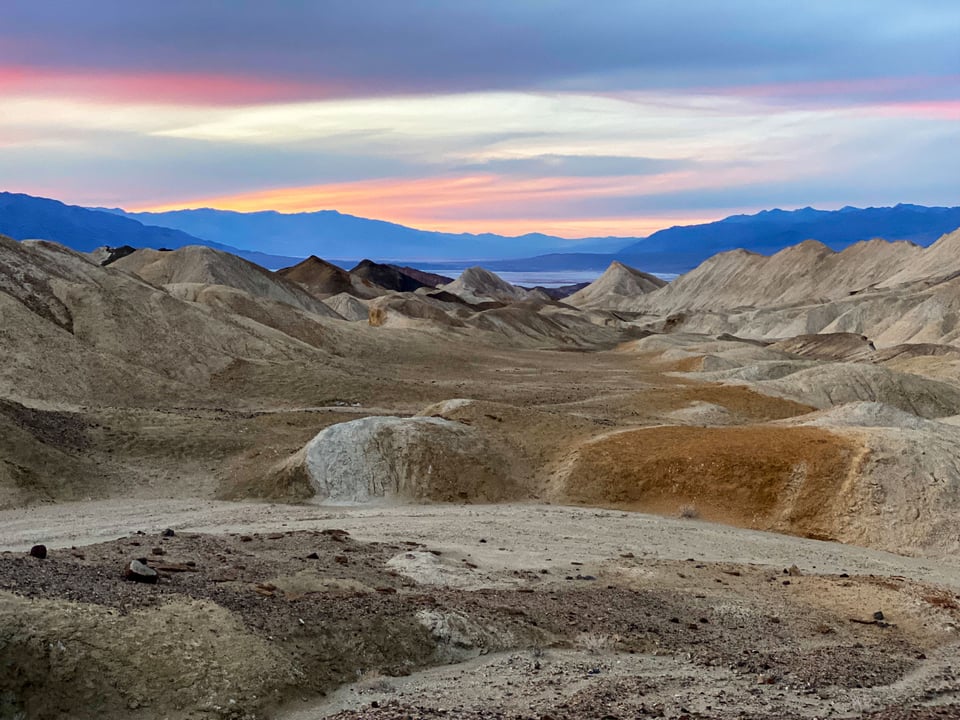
[0,2,957,237]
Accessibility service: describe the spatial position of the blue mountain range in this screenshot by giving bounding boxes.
[1,191,958,273]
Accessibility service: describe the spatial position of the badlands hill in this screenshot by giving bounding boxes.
[350,259,431,293]
[389,264,453,288]
[441,266,533,303]
[276,255,386,300]
[112,245,339,317]
[7,229,960,539]
[566,260,667,310]
[628,228,960,348]
[636,237,924,314]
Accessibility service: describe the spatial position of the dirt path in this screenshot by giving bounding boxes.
[4,499,960,589]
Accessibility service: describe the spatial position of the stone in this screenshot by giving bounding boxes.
[124,559,159,584]
[29,544,47,559]
[286,416,513,503]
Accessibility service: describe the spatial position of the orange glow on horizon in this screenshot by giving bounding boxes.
[130,173,732,238]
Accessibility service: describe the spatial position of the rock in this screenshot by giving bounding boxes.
[161,528,176,537]
[153,562,197,573]
[28,544,47,559]
[873,610,885,621]
[305,552,320,560]
[321,528,350,541]
[150,546,165,555]
[124,559,159,584]
[788,564,803,576]
[279,415,514,503]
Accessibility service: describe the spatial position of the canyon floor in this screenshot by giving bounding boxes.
[5,237,960,718]
[4,339,960,720]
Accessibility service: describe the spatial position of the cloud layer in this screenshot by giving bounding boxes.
[1,1,957,237]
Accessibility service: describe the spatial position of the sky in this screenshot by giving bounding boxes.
[1,1,958,239]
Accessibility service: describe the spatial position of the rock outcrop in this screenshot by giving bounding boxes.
[277,416,516,503]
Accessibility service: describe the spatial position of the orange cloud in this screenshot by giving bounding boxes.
[131,172,754,237]
[0,65,340,106]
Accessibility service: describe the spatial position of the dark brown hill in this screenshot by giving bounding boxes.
[277,255,385,299]
[350,259,430,293]
[388,265,453,288]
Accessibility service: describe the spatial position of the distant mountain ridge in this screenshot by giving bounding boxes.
[109,206,625,261]
[2,191,958,273]
[0,192,301,268]
[116,203,960,270]
[619,204,960,258]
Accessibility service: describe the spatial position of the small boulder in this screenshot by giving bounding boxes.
[124,559,159,584]
[29,544,47,559]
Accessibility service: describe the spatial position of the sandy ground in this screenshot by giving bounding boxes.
[5,498,960,720]
[4,500,960,589]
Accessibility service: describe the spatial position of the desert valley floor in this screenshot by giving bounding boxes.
[4,233,960,719]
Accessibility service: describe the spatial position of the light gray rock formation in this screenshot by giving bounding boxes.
[296,416,515,503]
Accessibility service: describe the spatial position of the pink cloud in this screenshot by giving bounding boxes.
[871,99,960,120]
[701,75,960,117]
[0,64,343,106]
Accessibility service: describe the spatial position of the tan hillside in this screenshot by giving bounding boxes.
[0,398,99,509]
[112,245,334,315]
[441,266,531,303]
[321,292,370,321]
[566,260,666,310]
[769,332,877,362]
[0,237,297,404]
[637,238,922,314]
[879,227,960,286]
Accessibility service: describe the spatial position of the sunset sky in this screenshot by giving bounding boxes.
[1,1,958,238]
